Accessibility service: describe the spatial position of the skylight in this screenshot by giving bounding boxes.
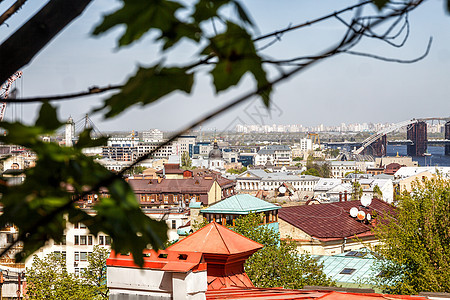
[340,268,356,275]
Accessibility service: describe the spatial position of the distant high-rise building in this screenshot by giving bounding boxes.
[65,117,75,147]
[142,129,164,142]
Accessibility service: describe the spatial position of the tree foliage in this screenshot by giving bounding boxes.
[181,151,192,169]
[226,166,247,174]
[82,245,110,299]
[302,156,331,178]
[233,213,334,289]
[372,177,450,294]
[26,246,110,299]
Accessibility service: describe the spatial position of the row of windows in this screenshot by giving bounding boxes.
[74,268,85,277]
[74,235,111,246]
[74,251,90,261]
[139,194,199,203]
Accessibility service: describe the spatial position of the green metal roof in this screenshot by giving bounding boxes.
[313,249,380,287]
[200,194,280,215]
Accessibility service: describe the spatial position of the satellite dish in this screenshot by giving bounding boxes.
[357,210,366,221]
[361,197,372,207]
[279,186,287,194]
[366,213,371,221]
[350,207,358,218]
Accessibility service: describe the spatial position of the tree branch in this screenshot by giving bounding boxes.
[2,85,122,103]
[0,0,28,26]
[0,0,92,84]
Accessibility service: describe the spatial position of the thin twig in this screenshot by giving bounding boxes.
[253,0,372,42]
[0,0,27,26]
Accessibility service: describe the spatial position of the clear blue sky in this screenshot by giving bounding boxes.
[1,0,449,132]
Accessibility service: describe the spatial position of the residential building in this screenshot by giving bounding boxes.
[359,178,394,204]
[278,198,395,255]
[172,135,196,157]
[329,161,366,178]
[255,145,291,166]
[236,169,319,192]
[393,166,450,193]
[142,129,164,142]
[127,171,235,207]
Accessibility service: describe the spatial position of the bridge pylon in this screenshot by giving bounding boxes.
[445,121,450,156]
[362,135,387,157]
[407,121,427,156]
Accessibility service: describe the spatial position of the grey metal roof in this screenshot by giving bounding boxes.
[240,170,318,182]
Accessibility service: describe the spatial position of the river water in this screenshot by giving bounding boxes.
[386,145,450,167]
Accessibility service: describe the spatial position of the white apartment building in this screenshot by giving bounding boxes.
[23,208,189,275]
[255,145,291,166]
[329,161,366,178]
[236,169,319,192]
[137,142,175,159]
[171,136,196,157]
[107,136,139,148]
[142,129,164,142]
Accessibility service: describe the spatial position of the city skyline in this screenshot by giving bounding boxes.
[0,1,449,132]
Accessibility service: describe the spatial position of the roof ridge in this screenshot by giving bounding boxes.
[213,221,231,255]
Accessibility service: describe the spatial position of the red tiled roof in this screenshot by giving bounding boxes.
[278,199,395,240]
[128,175,234,194]
[106,249,206,273]
[168,222,263,255]
[128,178,215,193]
[205,288,428,300]
[208,273,254,290]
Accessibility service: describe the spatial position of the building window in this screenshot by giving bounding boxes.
[74,235,79,245]
[340,268,356,275]
[74,268,80,277]
[6,234,14,244]
[80,252,88,261]
[74,252,80,261]
[88,235,93,245]
[105,236,111,246]
[98,236,104,245]
[80,235,87,245]
[171,220,177,229]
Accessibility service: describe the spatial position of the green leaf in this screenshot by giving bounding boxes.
[75,129,108,149]
[99,65,194,118]
[35,102,63,131]
[372,0,390,10]
[90,178,168,266]
[92,0,186,47]
[156,22,201,50]
[232,0,254,27]
[192,0,230,24]
[202,22,271,106]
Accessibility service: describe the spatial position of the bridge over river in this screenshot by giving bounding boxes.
[325,118,450,157]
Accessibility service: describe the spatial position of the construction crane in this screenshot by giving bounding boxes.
[0,71,23,121]
[307,132,320,146]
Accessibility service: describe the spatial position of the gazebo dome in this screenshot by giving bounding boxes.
[208,140,222,159]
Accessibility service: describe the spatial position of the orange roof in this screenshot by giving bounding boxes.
[168,221,263,255]
[205,288,430,300]
[106,249,206,273]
